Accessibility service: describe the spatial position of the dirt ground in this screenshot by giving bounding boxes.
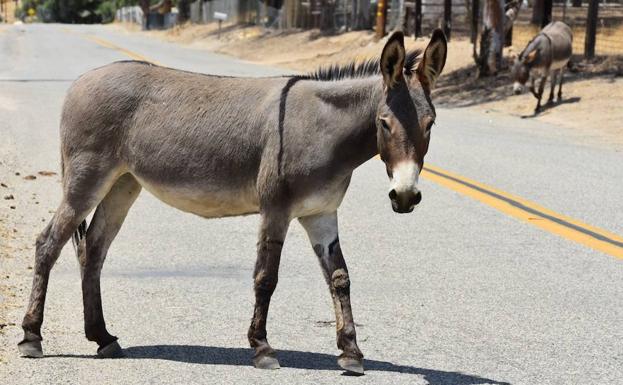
[113,22,623,146]
[0,170,50,363]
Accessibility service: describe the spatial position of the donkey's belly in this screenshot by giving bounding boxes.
[133,175,260,218]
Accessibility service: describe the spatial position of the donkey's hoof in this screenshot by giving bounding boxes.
[338,356,364,375]
[97,340,124,358]
[253,354,280,370]
[18,339,43,358]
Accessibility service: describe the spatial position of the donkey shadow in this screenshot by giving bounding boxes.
[520,96,582,119]
[113,345,510,385]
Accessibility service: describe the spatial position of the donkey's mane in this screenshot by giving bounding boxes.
[303,50,423,81]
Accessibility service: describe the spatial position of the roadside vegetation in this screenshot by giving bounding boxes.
[15,0,152,24]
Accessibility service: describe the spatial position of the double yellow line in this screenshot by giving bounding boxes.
[422,165,623,259]
[62,27,160,65]
[85,35,161,65]
[66,28,623,260]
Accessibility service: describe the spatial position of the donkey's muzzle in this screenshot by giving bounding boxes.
[389,189,422,213]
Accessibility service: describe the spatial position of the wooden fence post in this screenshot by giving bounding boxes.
[444,0,452,41]
[415,0,422,38]
[471,0,479,44]
[542,0,552,28]
[585,0,598,59]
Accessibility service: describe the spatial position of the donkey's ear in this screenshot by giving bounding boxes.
[380,31,406,89]
[524,49,538,64]
[416,29,447,91]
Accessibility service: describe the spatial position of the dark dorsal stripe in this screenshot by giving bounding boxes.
[277,76,304,177]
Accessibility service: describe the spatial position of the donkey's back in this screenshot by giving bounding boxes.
[60,61,286,218]
[542,21,573,68]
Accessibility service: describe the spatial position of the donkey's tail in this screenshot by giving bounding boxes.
[72,220,87,253]
[62,153,88,254]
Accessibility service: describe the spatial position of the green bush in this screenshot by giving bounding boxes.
[96,0,116,23]
[16,0,138,23]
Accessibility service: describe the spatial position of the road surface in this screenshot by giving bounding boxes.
[1,24,622,385]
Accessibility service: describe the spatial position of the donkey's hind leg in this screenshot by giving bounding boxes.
[557,67,565,101]
[547,71,558,105]
[19,164,120,358]
[76,173,141,358]
[299,212,364,375]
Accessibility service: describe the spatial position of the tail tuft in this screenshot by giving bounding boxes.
[72,220,87,253]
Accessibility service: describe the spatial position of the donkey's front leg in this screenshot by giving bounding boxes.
[248,212,290,369]
[535,75,548,113]
[299,212,364,374]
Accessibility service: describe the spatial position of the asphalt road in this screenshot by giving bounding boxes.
[1,24,622,385]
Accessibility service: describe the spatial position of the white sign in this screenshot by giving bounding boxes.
[213,12,227,21]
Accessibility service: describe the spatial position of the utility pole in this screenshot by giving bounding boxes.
[376,0,387,39]
[585,0,598,59]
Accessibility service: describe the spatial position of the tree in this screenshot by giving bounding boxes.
[531,0,543,24]
[175,0,189,23]
[476,0,521,76]
[138,0,150,28]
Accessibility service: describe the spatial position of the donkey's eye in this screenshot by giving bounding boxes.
[380,119,391,132]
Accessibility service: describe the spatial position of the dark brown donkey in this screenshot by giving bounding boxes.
[18,30,447,374]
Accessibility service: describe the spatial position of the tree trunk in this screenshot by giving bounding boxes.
[139,0,150,29]
[504,0,521,34]
[478,0,504,76]
[531,0,543,25]
[476,0,520,76]
[177,0,190,23]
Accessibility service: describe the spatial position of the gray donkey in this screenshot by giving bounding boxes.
[18,30,447,374]
[511,21,573,113]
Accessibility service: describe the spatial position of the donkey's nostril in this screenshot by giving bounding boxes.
[413,191,422,206]
[389,189,398,200]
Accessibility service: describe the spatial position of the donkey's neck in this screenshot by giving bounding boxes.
[311,77,382,170]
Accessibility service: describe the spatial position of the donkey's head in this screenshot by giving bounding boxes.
[511,50,536,94]
[377,30,447,213]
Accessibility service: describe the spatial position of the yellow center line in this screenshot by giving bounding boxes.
[61,27,161,65]
[85,35,160,64]
[421,164,623,259]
